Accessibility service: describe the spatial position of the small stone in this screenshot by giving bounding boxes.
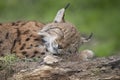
[43,55,60,64]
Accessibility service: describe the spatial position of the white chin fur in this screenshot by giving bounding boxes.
[43,35,58,54]
[47,46,57,54]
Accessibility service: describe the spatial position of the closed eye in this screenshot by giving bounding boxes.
[41,39,47,43]
[58,45,63,49]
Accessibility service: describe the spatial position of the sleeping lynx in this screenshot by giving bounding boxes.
[38,5,92,56]
[0,4,92,59]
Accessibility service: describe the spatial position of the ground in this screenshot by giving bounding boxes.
[0,54,120,80]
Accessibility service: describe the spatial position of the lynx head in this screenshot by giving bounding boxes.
[38,4,70,54]
[38,4,92,55]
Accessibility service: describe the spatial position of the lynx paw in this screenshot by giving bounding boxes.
[79,49,94,61]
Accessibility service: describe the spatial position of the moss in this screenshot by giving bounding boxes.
[0,54,42,71]
[0,54,18,70]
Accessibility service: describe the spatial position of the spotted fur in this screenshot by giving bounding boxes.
[0,21,47,58]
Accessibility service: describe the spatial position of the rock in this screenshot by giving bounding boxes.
[1,55,120,80]
[43,55,61,64]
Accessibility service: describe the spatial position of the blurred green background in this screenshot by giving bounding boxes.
[0,0,120,57]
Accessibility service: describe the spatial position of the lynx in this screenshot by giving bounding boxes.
[38,6,92,56]
[0,4,92,59]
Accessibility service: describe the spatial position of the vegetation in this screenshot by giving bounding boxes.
[0,54,41,71]
[0,54,17,70]
[0,0,120,56]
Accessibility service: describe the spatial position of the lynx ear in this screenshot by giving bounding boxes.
[81,33,93,43]
[38,32,49,37]
[54,3,70,23]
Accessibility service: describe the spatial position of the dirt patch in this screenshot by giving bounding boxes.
[0,55,120,80]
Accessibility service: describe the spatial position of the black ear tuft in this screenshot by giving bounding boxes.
[65,3,70,10]
[86,33,93,40]
[54,3,70,23]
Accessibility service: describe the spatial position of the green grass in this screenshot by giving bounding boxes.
[0,54,18,70]
[0,54,41,70]
[0,54,18,64]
